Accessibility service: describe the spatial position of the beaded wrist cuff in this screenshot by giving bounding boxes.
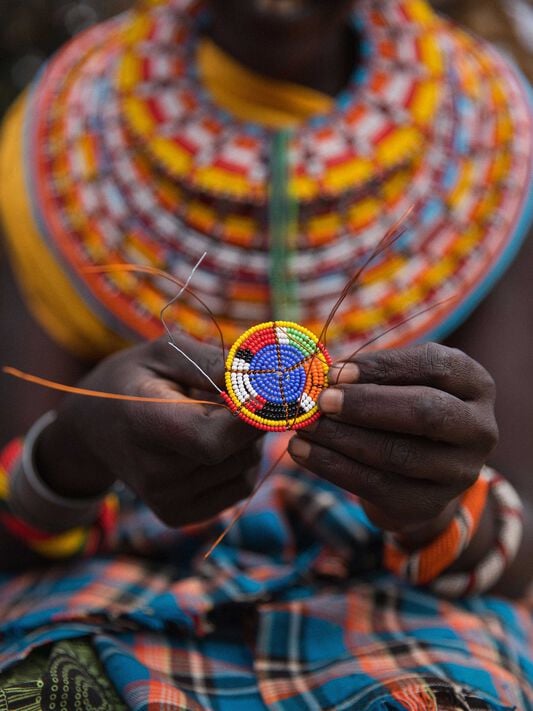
[430,468,523,597]
[0,435,118,559]
[384,466,523,596]
[384,468,492,586]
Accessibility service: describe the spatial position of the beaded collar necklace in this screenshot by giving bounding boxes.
[26,0,533,357]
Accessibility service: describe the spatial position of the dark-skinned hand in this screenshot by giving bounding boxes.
[289,343,498,545]
[35,335,263,528]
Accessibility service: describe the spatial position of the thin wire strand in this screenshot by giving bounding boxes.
[335,295,457,380]
[167,341,223,394]
[3,367,229,408]
[84,263,227,359]
[158,252,224,394]
[160,252,206,347]
[318,204,415,348]
[204,445,288,559]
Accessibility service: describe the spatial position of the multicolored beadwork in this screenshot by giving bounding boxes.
[8,0,533,359]
[222,322,332,431]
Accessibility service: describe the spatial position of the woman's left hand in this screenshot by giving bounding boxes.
[288,343,499,543]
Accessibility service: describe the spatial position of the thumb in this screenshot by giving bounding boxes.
[144,333,226,392]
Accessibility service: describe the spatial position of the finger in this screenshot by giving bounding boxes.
[318,383,477,444]
[193,467,258,520]
[139,440,262,498]
[144,334,226,391]
[288,438,447,523]
[129,389,262,462]
[166,468,257,528]
[343,343,495,401]
[142,457,259,528]
[188,441,263,494]
[298,421,477,490]
[147,471,256,528]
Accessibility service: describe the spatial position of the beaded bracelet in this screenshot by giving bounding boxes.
[0,435,118,559]
[430,468,523,597]
[384,467,492,586]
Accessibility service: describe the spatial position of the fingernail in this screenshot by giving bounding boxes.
[289,437,311,460]
[329,363,359,384]
[319,388,343,414]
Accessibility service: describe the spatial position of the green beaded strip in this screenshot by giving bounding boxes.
[269,130,300,322]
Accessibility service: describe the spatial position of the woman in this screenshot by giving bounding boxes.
[0,0,532,708]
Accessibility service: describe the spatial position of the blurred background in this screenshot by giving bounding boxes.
[0,0,130,115]
[0,0,532,119]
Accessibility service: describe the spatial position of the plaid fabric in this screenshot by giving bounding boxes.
[0,436,531,710]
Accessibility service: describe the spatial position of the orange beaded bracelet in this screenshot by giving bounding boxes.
[384,469,491,586]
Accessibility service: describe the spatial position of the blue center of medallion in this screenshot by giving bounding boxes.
[249,344,306,404]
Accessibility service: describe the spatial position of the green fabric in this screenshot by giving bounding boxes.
[0,639,125,711]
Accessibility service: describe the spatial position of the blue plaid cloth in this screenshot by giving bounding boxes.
[0,437,531,710]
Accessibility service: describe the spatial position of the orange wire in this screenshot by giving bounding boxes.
[204,445,288,559]
[3,367,228,408]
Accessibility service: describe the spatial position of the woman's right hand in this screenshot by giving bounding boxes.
[35,335,263,527]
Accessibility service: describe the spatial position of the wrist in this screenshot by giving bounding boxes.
[8,411,109,534]
[0,427,119,558]
[394,497,461,551]
[35,411,115,499]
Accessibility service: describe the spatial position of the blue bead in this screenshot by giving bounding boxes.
[250,344,306,404]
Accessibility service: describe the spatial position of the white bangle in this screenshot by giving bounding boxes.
[8,411,105,533]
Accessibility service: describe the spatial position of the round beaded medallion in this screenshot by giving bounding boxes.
[222,322,332,432]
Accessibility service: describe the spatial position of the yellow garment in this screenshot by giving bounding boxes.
[0,41,331,357]
[0,97,128,359]
[197,39,333,128]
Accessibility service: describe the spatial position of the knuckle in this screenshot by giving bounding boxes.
[455,351,496,400]
[475,366,496,400]
[476,415,499,452]
[363,466,391,497]
[147,336,168,358]
[382,436,417,471]
[413,392,452,438]
[353,386,376,420]
[456,351,496,398]
[200,440,227,466]
[317,446,339,473]
[372,355,392,383]
[325,419,352,446]
[418,342,453,380]
[357,351,391,383]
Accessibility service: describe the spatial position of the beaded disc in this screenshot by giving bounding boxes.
[222,321,332,432]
